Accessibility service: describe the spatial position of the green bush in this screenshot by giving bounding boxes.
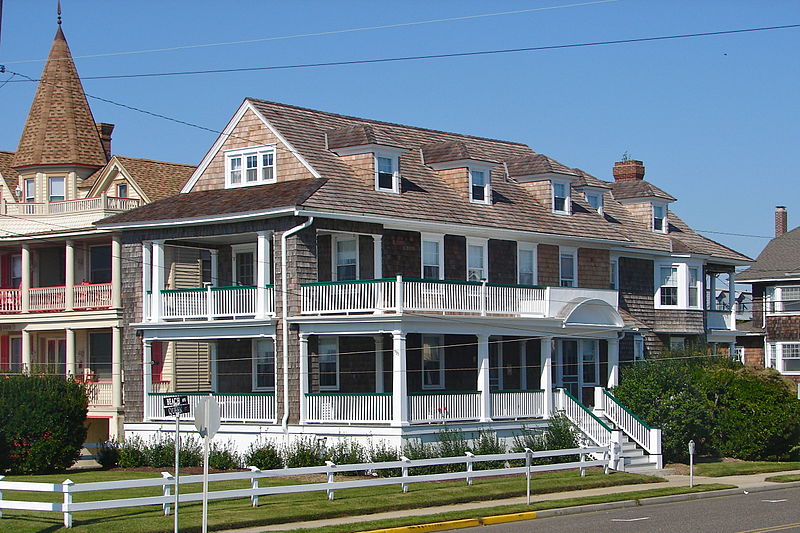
[284,436,326,468]
[511,415,579,464]
[118,436,148,467]
[368,441,400,477]
[209,441,242,470]
[243,439,283,470]
[0,375,88,473]
[402,439,442,475]
[96,440,120,469]
[326,439,367,475]
[471,431,506,470]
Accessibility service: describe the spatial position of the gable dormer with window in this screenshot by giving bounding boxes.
[609,159,676,233]
[327,124,407,194]
[225,145,276,188]
[506,155,579,215]
[421,141,495,205]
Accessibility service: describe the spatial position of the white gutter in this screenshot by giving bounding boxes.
[281,216,314,435]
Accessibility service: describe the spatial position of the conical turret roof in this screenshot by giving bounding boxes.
[12,26,108,169]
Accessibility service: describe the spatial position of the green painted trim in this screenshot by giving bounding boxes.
[300,278,395,287]
[603,388,654,430]
[211,285,257,291]
[494,389,545,393]
[148,392,274,397]
[557,388,613,432]
[404,278,483,286]
[161,288,205,294]
[486,282,547,289]
[305,392,392,397]
[408,390,480,396]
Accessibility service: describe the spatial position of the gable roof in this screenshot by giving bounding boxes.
[82,156,196,202]
[326,124,403,150]
[737,227,800,282]
[506,154,579,179]
[12,27,107,170]
[610,179,676,202]
[0,150,16,191]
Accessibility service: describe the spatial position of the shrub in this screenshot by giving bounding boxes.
[511,416,579,465]
[244,439,283,470]
[368,441,400,477]
[118,436,148,467]
[284,436,326,468]
[96,440,120,469]
[326,439,366,475]
[0,375,88,473]
[209,441,241,471]
[402,439,442,475]
[471,431,506,470]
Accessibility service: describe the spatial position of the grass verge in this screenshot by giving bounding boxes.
[693,461,800,477]
[764,474,800,483]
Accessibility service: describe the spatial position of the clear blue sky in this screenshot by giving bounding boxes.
[1,1,798,260]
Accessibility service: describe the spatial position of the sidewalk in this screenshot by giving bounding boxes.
[221,469,800,533]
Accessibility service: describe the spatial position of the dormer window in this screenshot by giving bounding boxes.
[375,154,400,193]
[585,191,603,213]
[48,176,65,202]
[470,169,490,204]
[552,180,570,214]
[653,203,667,233]
[225,145,276,188]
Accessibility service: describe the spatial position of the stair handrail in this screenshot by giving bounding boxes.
[556,388,613,446]
[601,389,658,454]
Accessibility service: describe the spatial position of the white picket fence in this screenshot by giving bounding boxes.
[0,446,611,528]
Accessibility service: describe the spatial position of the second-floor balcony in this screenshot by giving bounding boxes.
[0,195,141,217]
[146,285,275,322]
[300,276,619,321]
[0,283,112,314]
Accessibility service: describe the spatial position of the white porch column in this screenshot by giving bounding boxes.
[209,249,219,286]
[391,332,408,426]
[142,340,152,420]
[728,271,736,330]
[374,335,384,393]
[256,231,269,318]
[21,329,31,374]
[112,326,123,409]
[141,242,152,320]
[708,273,717,310]
[111,235,122,309]
[151,240,165,322]
[477,334,491,422]
[299,333,309,423]
[65,240,75,311]
[540,336,553,418]
[373,235,383,279]
[21,244,30,313]
[607,337,620,388]
[65,328,76,378]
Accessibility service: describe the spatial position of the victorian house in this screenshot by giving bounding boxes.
[0,23,194,441]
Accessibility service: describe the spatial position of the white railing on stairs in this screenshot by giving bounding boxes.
[555,388,613,446]
[597,388,662,461]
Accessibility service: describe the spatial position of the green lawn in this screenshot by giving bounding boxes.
[693,461,800,477]
[0,468,660,532]
[765,474,800,483]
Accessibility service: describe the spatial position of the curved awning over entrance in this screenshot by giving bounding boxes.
[557,297,624,328]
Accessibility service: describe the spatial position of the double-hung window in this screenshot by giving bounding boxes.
[559,248,576,287]
[232,244,256,286]
[467,239,487,282]
[469,169,490,204]
[633,335,645,361]
[318,337,339,390]
[585,191,603,212]
[48,176,65,202]
[518,245,536,285]
[24,178,35,202]
[253,339,275,391]
[768,286,800,313]
[659,266,679,306]
[375,155,399,193]
[767,342,800,374]
[688,267,700,308]
[10,255,22,288]
[421,234,443,279]
[421,335,444,390]
[552,181,570,214]
[334,237,358,281]
[90,245,112,284]
[225,146,277,188]
[609,258,618,290]
[653,204,667,233]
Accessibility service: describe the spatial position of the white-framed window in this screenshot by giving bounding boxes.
[116,182,128,198]
[688,267,700,308]
[318,337,339,391]
[767,342,777,369]
[224,145,276,188]
[652,203,668,233]
[467,238,488,282]
[766,286,800,314]
[518,244,537,286]
[252,338,275,391]
[658,266,679,306]
[469,168,491,204]
[585,191,603,213]
[656,262,703,309]
[767,342,800,374]
[375,154,400,193]
[332,236,358,281]
[559,247,577,287]
[633,335,645,361]
[670,336,686,350]
[421,334,444,390]
[232,244,256,286]
[609,258,618,290]
[421,233,444,280]
[48,176,65,202]
[581,340,599,385]
[552,180,571,214]
[24,178,35,202]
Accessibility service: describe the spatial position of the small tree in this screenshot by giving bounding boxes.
[0,375,88,473]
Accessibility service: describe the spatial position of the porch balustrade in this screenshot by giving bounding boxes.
[555,388,613,446]
[146,392,276,423]
[597,388,661,457]
[408,391,481,423]
[86,382,113,407]
[490,390,546,419]
[0,283,112,313]
[0,196,141,216]
[0,289,21,313]
[73,283,113,309]
[301,276,615,318]
[156,285,274,321]
[305,393,392,424]
[29,286,66,311]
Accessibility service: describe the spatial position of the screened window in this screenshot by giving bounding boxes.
[246,154,258,182]
[518,248,535,285]
[560,251,576,287]
[422,239,442,279]
[90,245,112,284]
[318,337,339,390]
[581,340,598,385]
[467,243,486,282]
[553,182,568,213]
[659,266,679,306]
[48,176,65,202]
[335,238,358,281]
[422,335,444,389]
[767,343,777,369]
[24,178,35,202]
[253,339,275,390]
[653,204,666,232]
[470,169,489,204]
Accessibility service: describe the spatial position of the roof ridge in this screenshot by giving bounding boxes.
[246,97,531,149]
[115,155,196,167]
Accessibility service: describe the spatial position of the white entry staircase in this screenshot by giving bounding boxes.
[554,388,662,472]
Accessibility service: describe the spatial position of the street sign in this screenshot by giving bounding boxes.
[194,396,221,439]
[162,395,190,417]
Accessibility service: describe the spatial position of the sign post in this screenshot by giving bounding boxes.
[688,440,696,488]
[195,395,221,533]
[162,395,189,533]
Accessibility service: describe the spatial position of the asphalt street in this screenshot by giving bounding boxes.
[475,486,800,533]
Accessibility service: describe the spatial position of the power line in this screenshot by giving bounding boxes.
[2,0,619,65]
[4,23,799,83]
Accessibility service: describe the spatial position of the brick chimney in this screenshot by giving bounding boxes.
[775,205,788,237]
[613,159,645,182]
[96,123,115,160]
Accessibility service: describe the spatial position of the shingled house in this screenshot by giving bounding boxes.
[738,207,800,382]
[0,22,194,441]
[98,98,750,469]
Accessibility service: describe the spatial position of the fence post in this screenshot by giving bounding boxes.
[0,474,4,518]
[465,452,474,486]
[579,447,586,477]
[610,431,623,471]
[524,448,532,505]
[603,446,610,475]
[161,472,173,516]
[62,479,74,528]
[248,466,261,507]
[650,428,663,469]
[400,455,410,493]
[325,461,336,501]
[480,279,487,316]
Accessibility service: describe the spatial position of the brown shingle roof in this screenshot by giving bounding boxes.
[610,180,676,202]
[506,154,578,179]
[571,168,611,189]
[326,124,403,150]
[12,27,107,170]
[0,151,16,192]
[81,156,196,202]
[737,227,800,282]
[420,141,497,165]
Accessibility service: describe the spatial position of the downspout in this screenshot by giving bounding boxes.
[281,216,314,435]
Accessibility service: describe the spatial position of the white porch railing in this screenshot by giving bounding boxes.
[151,381,171,393]
[0,196,141,216]
[87,382,113,407]
[146,393,276,423]
[305,393,392,424]
[408,392,481,423]
[301,279,397,314]
[0,288,21,312]
[490,390,546,419]
[598,388,661,458]
[29,286,66,311]
[555,388,613,447]
[157,285,273,320]
[73,283,112,309]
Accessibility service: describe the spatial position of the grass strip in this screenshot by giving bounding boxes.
[764,474,800,483]
[694,461,800,477]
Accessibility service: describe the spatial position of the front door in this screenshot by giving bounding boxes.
[560,340,579,398]
[558,339,599,406]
